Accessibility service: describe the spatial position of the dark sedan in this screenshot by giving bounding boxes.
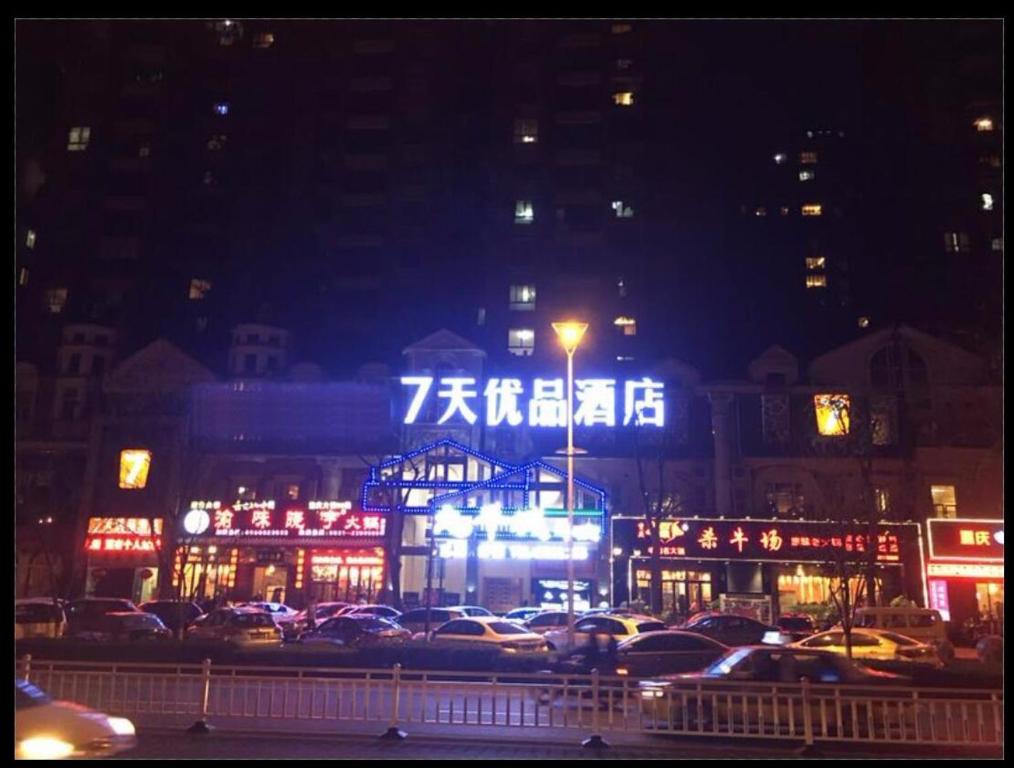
[679,612,779,646]
[555,630,728,678]
[299,615,410,647]
[74,612,172,643]
[139,600,204,633]
[65,598,141,638]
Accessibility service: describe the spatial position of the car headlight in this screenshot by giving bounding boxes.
[107,717,136,736]
[18,736,76,760]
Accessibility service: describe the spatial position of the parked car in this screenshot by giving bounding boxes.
[77,612,172,643]
[543,613,667,652]
[524,611,571,635]
[288,602,352,636]
[341,604,402,620]
[15,599,66,640]
[793,628,944,667]
[139,600,203,633]
[65,599,140,639]
[448,605,493,617]
[679,612,780,646]
[238,601,300,626]
[427,616,548,652]
[853,607,953,660]
[503,607,542,624]
[185,607,283,647]
[397,607,468,635]
[772,614,817,643]
[637,647,908,727]
[15,679,136,759]
[299,615,410,647]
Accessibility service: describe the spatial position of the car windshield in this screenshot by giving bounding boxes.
[489,621,527,635]
[704,648,754,676]
[778,617,813,631]
[637,621,666,633]
[123,614,163,628]
[361,618,398,631]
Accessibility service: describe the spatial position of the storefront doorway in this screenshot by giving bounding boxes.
[252,565,289,604]
[634,565,713,617]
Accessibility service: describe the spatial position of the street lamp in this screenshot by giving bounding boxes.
[552,321,588,650]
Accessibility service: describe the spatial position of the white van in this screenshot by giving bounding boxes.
[854,607,952,659]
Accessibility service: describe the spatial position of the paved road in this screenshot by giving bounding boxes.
[111,729,1003,760]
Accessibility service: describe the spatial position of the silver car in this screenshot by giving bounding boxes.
[185,607,283,647]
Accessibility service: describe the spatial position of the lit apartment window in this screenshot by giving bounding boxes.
[806,274,827,288]
[509,284,536,311]
[614,316,637,336]
[974,116,994,132]
[214,102,230,116]
[611,23,632,34]
[991,238,1003,252]
[981,193,994,211]
[858,316,870,329]
[138,144,151,158]
[874,487,891,514]
[189,278,212,300]
[943,232,971,253]
[236,484,256,501]
[514,118,538,144]
[613,92,635,107]
[253,32,275,48]
[930,485,957,518]
[780,206,790,216]
[514,200,534,224]
[508,328,535,356]
[755,207,767,217]
[814,394,850,436]
[119,449,152,489]
[611,200,634,218]
[773,153,787,164]
[26,230,36,249]
[207,134,227,151]
[805,256,826,270]
[799,152,818,164]
[616,355,635,362]
[801,204,822,216]
[799,170,815,182]
[67,126,90,151]
[45,288,68,314]
[18,267,29,286]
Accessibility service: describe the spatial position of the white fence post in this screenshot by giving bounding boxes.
[582,669,609,749]
[187,658,213,734]
[380,663,406,740]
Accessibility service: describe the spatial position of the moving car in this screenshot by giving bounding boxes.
[793,628,944,667]
[185,607,283,647]
[299,615,410,647]
[679,612,780,646]
[397,607,468,635]
[15,599,66,640]
[853,607,953,660]
[772,614,817,643]
[428,616,548,652]
[555,630,729,678]
[139,600,203,633]
[74,612,172,643]
[543,613,667,652]
[64,599,142,640]
[15,678,136,759]
[637,647,909,729]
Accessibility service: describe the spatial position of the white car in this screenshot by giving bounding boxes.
[15,678,136,759]
[428,616,548,652]
[543,613,667,653]
[337,604,402,620]
[185,607,283,647]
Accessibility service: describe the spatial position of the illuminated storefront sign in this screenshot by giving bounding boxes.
[533,578,593,610]
[615,518,915,563]
[85,517,163,553]
[927,563,1004,579]
[118,449,152,489]
[183,500,386,540]
[927,579,951,621]
[400,376,665,428]
[927,519,1004,562]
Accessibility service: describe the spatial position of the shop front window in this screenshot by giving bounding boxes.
[635,568,712,617]
[309,550,385,603]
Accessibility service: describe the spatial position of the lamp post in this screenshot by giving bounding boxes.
[552,321,588,651]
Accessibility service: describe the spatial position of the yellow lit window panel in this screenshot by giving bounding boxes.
[805,274,827,288]
[801,204,822,216]
[805,256,825,270]
[119,449,152,489]
[814,394,850,436]
[974,117,994,132]
[613,91,635,106]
